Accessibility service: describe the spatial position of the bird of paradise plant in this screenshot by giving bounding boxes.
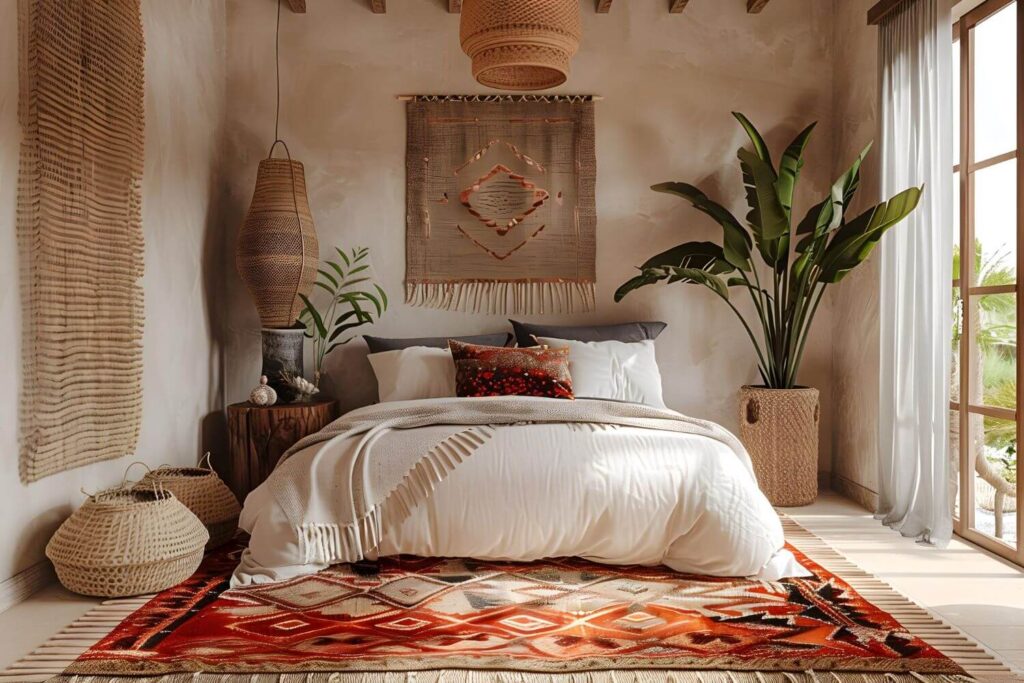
[615,112,923,389]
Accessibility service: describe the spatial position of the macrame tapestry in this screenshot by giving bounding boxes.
[17,0,146,482]
[405,95,596,314]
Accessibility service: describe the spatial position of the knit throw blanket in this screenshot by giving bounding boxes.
[266,397,751,566]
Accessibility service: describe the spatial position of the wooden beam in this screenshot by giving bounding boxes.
[668,0,688,13]
[866,0,906,25]
[747,0,771,12]
[449,0,462,12]
[370,0,385,13]
[285,0,305,13]
[596,0,613,13]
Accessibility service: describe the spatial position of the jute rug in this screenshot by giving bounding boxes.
[0,519,1017,683]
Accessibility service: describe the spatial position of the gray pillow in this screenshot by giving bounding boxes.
[364,333,511,354]
[510,320,667,347]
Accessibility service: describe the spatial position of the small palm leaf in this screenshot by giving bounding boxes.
[299,294,327,338]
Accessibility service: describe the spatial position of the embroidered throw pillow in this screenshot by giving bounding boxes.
[448,340,574,399]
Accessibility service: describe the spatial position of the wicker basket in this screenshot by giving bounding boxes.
[738,386,819,507]
[138,456,241,548]
[460,0,582,90]
[237,143,319,329]
[46,488,208,597]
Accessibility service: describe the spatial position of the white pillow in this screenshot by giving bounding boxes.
[537,336,667,409]
[367,346,456,403]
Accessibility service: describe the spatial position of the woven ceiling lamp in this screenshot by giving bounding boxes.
[236,0,318,401]
[460,0,582,91]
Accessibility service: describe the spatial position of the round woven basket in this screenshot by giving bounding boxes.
[738,386,819,507]
[46,488,208,597]
[237,148,319,329]
[460,0,582,91]
[138,458,241,549]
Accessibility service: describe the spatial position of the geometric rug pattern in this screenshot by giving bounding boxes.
[65,541,965,678]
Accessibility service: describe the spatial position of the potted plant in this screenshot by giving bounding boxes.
[616,112,922,506]
[299,246,388,392]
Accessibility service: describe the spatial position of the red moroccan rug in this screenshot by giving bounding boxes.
[36,527,988,683]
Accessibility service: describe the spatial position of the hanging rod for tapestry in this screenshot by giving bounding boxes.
[396,94,603,102]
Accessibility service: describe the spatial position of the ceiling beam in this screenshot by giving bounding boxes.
[285,0,305,13]
[370,0,385,13]
[596,0,613,13]
[449,0,462,12]
[668,0,688,12]
[747,0,771,12]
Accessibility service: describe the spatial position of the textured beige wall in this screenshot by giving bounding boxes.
[829,0,883,503]
[0,0,226,582]
[220,0,838,470]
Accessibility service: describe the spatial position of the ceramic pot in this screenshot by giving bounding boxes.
[738,385,819,507]
[261,325,305,402]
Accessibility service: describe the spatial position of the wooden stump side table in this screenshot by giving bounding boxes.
[226,399,339,501]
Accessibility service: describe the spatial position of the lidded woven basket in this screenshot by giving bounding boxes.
[460,0,582,91]
[237,152,319,328]
[46,487,209,597]
[138,456,241,548]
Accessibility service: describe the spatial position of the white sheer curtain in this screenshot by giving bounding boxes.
[877,0,954,544]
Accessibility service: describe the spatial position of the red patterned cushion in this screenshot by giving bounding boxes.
[448,340,574,399]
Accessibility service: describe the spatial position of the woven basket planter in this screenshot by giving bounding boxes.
[139,459,241,549]
[46,488,208,597]
[738,386,819,507]
[237,152,319,329]
[460,0,582,90]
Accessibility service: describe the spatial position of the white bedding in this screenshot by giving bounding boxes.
[234,397,807,586]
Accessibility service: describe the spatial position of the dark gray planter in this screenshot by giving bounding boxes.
[261,325,305,403]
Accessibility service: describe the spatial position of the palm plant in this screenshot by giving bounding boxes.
[615,112,922,389]
[299,246,388,387]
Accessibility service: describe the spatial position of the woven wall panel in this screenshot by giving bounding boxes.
[17,0,146,482]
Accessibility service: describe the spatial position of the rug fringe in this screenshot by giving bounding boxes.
[40,671,977,683]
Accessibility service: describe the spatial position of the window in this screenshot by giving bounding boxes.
[951,0,1023,565]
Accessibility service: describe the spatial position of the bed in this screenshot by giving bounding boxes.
[232,395,807,586]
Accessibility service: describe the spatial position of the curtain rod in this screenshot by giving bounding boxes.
[866,0,909,25]
[396,94,603,102]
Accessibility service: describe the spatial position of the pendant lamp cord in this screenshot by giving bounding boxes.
[274,0,281,142]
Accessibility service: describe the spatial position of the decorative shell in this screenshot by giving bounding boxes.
[281,373,319,403]
[249,375,278,406]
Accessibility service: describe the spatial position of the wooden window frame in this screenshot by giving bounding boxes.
[952,0,1024,565]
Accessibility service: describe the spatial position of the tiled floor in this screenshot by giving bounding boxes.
[1,491,1023,675]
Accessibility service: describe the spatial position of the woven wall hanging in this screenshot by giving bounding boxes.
[405,95,596,315]
[17,0,146,482]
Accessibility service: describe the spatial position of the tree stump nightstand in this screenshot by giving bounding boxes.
[226,399,339,500]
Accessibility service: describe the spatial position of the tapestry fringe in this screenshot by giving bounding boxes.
[405,281,596,315]
[410,94,598,103]
[298,426,497,565]
[46,671,977,683]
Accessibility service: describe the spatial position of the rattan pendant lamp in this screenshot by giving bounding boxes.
[236,0,318,400]
[460,0,582,91]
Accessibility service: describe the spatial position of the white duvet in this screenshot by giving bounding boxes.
[234,397,807,586]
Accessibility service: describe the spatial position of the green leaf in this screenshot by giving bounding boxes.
[340,277,370,290]
[650,182,752,270]
[738,147,789,266]
[314,281,335,296]
[777,122,816,219]
[661,266,730,299]
[359,289,384,317]
[329,320,370,342]
[614,270,667,302]
[335,247,350,267]
[374,283,389,311]
[318,268,339,289]
[818,185,923,283]
[299,294,327,338]
[346,264,369,278]
[327,260,346,281]
[640,240,734,274]
[732,112,775,171]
